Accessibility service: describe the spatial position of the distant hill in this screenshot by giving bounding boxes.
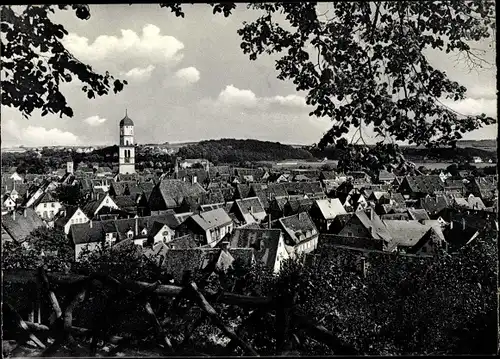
[456,139,496,152]
[310,144,497,163]
[176,138,314,164]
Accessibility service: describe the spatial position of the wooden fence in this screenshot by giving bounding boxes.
[3,268,358,357]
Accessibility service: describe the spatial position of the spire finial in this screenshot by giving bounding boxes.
[125,108,128,116]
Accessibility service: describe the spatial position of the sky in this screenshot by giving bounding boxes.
[1,3,497,148]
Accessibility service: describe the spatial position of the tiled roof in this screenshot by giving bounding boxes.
[407,208,430,221]
[235,184,251,199]
[113,195,137,210]
[155,179,207,209]
[32,191,57,207]
[286,198,314,214]
[355,210,393,242]
[204,189,225,205]
[2,208,45,244]
[278,212,318,246]
[403,175,444,194]
[230,228,282,269]
[468,196,486,210]
[71,212,179,245]
[320,171,337,180]
[383,220,434,248]
[249,183,270,209]
[420,195,449,215]
[190,208,233,231]
[378,169,396,181]
[314,198,347,220]
[234,197,267,224]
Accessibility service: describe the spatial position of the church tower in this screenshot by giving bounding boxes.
[119,110,136,174]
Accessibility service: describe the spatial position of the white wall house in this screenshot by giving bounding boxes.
[10,172,23,182]
[64,208,90,235]
[35,195,62,221]
[152,223,175,245]
[3,196,16,212]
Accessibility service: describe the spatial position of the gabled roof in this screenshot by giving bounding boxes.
[230,228,282,269]
[384,220,432,248]
[190,208,233,231]
[354,210,393,242]
[407,227,444,254]
[314,198,347,220]
[320,171,337,180]
[113,195,137,210]
[420,195,450,215]
[286,197,314,214]
[71,212,179,245]
[235,184,251,199]
[468,196,486,210]
[407,208,430,221]
[155,179,207,209]
[378,169,396,181]
[233,196,267,224]
[2,208,45,244]
[278,212,318,246]
[401,175,444,194]
[31,191,58,207]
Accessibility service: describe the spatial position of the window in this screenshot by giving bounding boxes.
[51,203,55,208]
[127,231,133,239]
[347,231,353,237]
[44,203,47,208]
[50,211,54,217]
[43,211,48,218]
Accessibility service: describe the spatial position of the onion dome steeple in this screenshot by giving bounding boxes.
[119,109,134,126]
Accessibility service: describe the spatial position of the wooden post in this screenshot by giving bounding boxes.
[35,276,42,324]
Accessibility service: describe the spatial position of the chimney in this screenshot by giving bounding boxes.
[221,241,230,252]
[12,211,16,220]
[23,208,27,217]
[135,217,139,236]
[250,206,254,213]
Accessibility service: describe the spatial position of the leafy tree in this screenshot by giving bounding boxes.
[1,5,127,118]
[236,2,495,163]
[3,227,74,272]
[53,184,87,207]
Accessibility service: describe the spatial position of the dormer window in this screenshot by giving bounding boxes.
[141,228,148,235]
[127,230,134,239]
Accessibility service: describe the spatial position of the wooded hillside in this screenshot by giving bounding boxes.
[176,139,315,164]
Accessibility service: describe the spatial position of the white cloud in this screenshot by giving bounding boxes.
[203,85,309,112]
[174,67,200,85]
[62,24,184,65]
[3,119,81,147]
[441,98,497,118]
[84,115,108,127]
[466,85,497,100]
[122,65,155,81]
[266,94,308,108]
[217,85,258,107]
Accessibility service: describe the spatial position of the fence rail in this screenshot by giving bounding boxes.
[3,268,358,357]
